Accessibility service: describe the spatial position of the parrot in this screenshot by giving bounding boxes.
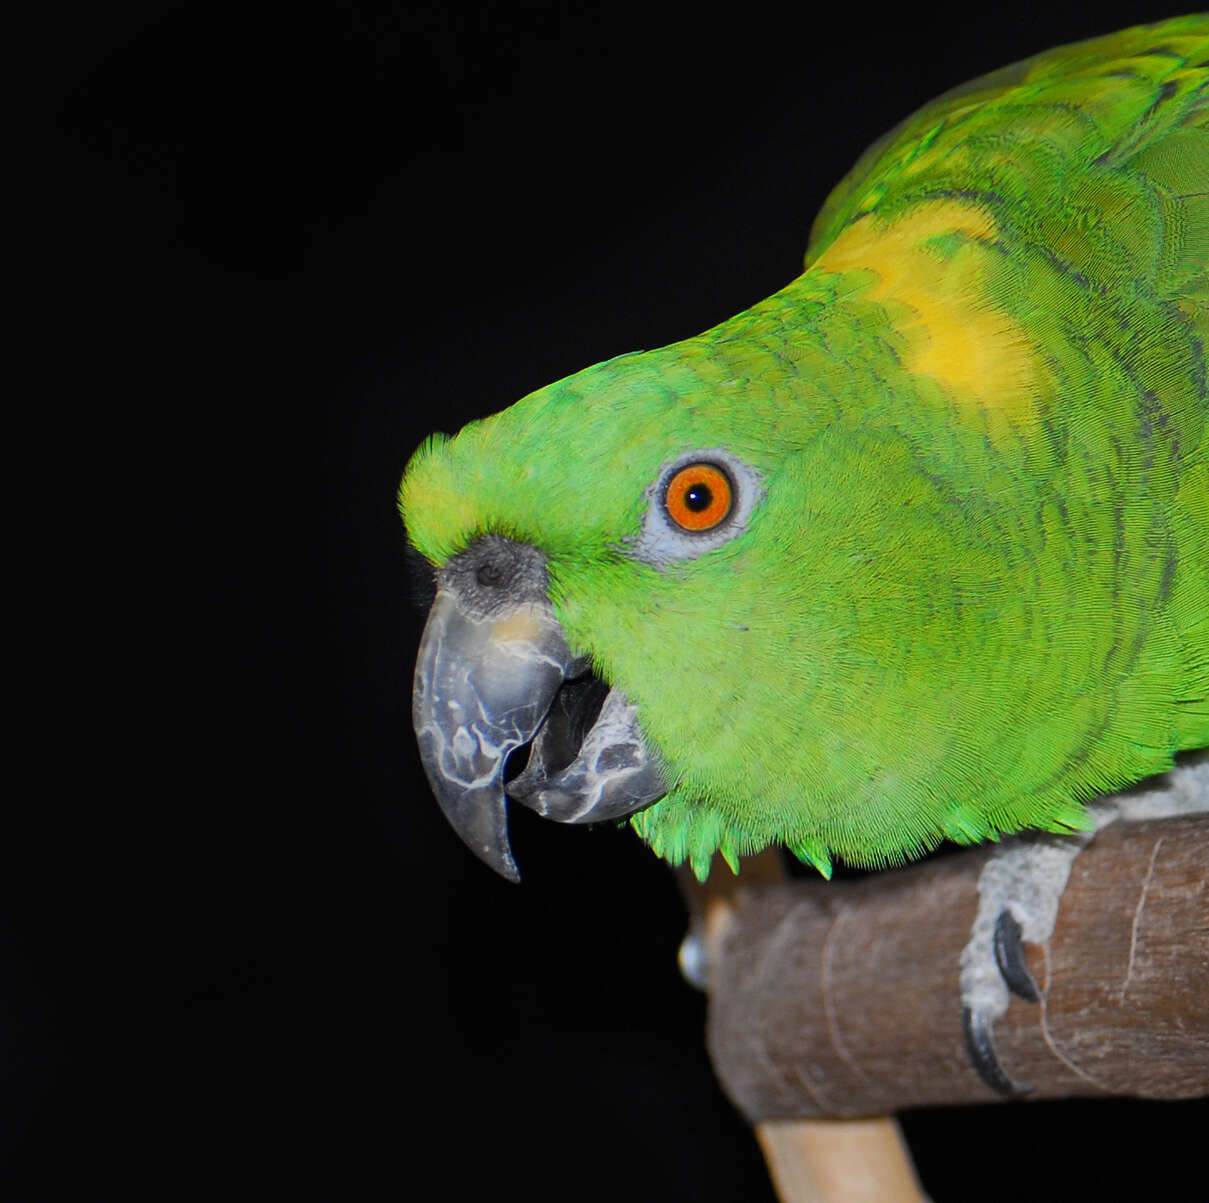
[401,16,1209,1091]
[401,15,1208,890]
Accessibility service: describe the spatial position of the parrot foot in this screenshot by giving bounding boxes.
[957,751,1209,1096]
[960,910,1042,1096]
[958,828,1093,1096]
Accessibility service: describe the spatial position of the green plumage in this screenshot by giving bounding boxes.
[401,18,1209,879]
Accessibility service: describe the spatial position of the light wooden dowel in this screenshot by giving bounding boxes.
[756,1117,928,1203]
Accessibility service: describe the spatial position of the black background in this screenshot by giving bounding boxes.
[15,3,1205,1198]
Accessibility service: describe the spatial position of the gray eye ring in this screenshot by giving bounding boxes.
[628,447,764,567]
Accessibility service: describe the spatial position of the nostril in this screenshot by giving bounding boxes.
[442,536,549,612]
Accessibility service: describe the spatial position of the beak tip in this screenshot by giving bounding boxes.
[432,783,526,883]
[490,847,523,884]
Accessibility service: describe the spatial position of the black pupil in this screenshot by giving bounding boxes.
[684,482,713,512]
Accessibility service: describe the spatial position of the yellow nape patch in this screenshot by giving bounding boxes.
[815,200,1049,425]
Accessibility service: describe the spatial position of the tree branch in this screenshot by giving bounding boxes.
[684,815,1208,1122]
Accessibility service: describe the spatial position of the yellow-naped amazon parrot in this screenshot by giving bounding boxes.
[400,16,1209,899]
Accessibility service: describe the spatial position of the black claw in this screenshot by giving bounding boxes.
[962,1006,1032,1097]
[993,910,1042,1002]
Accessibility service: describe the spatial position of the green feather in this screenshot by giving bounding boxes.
[401,18,1209,876]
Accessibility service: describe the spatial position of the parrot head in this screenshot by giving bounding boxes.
[400,309,960,883]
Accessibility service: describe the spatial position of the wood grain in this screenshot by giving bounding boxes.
[687,816,1208,1121]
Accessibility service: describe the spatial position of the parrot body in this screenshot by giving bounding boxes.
[402,17,1209,882]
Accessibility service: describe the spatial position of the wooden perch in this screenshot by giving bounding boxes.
[682,814,1208,1123]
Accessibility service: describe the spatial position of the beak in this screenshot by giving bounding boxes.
[412,536,667,881]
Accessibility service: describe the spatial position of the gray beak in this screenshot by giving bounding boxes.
[412,536,667,881]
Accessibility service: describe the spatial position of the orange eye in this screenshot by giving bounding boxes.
[663,463,733,532]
